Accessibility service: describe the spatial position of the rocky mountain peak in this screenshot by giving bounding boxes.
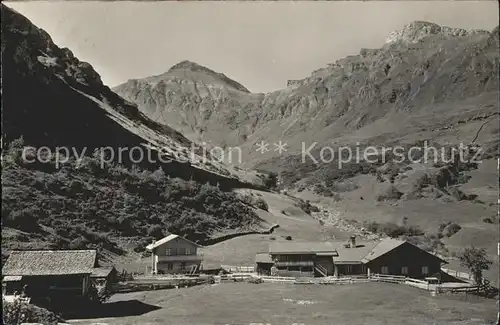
[385,21,489,44]
[157,60,251,93]
[168,60,211,73]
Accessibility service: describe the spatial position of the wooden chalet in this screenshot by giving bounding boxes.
[146,233,203,275]
[2,250,99,303]
[256,237,447,278]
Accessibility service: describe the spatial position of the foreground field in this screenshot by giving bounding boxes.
[68,282,497,325]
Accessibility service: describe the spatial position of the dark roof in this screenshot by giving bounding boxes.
[255,253,273,264]
[2,250,97,276]
[90,267,116,278]
[333,242,378,264]
[269,241,339,254]
[361,238,448,264]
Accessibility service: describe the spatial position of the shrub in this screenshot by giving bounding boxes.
[261,172,278,190]
[442,223,461,237]
[376,185,403,201]
[375,171,385,183]
[365,221,380,233]
[2,150,261,253]
[295,199,319,214]
[448,186,467,201]
[330,181,359,192]
[237,193,269,211]
[313,184,335,197]
[147,224,165,239]
[405,234,444,252]
[3,209,41,233]
[68,236,91,250]
[364,221,423,238]
[458,246,493,285]
[3,300,62,325]
[247,277,263,284]
[482,216,498,224]
[413,173,430,190]
[254,197,269,211]
[88,279,113,303]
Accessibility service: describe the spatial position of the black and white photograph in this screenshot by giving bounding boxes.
[1,1,499,324]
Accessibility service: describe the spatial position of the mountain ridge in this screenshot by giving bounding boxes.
[113,21,499,167]
[112,20,499,268]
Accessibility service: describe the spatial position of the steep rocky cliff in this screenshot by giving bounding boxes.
[1,4,260,184]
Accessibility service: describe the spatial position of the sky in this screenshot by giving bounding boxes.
[6,1,499,93]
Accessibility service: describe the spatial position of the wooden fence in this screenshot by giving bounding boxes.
[441,267,474,283]
[112,275,213,293]
[215,273,254,282]
[259,276,297,283]
[252,274,479,293]
[371,274,407,284]
[113,277,211,293]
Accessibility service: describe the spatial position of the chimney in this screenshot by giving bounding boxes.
[349,236,356,248]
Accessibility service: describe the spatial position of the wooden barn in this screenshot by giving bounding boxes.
[256,237,447,278]
[2,250,98,303]
[361,239,447,278]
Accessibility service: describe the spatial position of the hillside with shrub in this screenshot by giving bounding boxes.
[1,4,268,261]
[2,138,263,262]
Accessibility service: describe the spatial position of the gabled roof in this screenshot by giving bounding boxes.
[146,234,202,251]
[269,241,338,255]
[2,250,97,276]
[333,242,378,264]
[361,238,447,264]
[361,238,406,263]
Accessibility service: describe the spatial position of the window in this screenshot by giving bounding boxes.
[401,266,408,275]
[166,263,173,270]
[301,266,313,272]
[346,265,353,273]
[421,266,429,275]
[165,248,172,256]
[185,247,191,255]
[381,266,389,274]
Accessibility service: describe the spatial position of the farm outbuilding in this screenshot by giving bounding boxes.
[255,253,274,276]
[2,250,99,303]
[256,237,447,278]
